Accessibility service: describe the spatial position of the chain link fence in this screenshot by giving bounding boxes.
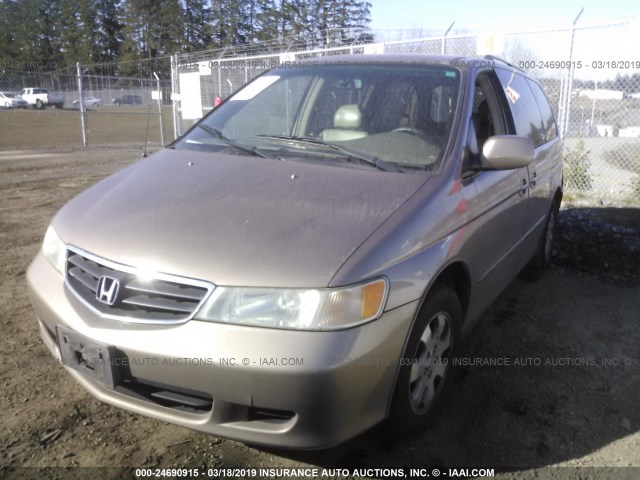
[170,44,365,136]
[1,21,638,203]
[171,21,640,203]
[0,60,171,149]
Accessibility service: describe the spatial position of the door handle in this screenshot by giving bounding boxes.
[520,178,528,196]
[530,171,537,187]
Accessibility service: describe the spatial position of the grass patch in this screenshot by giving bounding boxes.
[563,140,592,191]
[604,142,640,198]
[0,105,174,149]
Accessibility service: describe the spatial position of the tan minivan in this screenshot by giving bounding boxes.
[27,55,563,449]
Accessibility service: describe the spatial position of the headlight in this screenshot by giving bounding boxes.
[195,278,388,330]
[42,225,66,274]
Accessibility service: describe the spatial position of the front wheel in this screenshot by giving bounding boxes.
[388,284,462,435]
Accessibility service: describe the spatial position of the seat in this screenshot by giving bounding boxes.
[320,104,368,142]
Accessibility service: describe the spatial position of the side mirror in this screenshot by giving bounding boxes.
[480,135,534,170]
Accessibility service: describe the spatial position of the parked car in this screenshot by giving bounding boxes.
[112,94,142,106]
[72,97,103,108]
[0,91,28,108]
[19,87,65,109]
[27,55,562,449]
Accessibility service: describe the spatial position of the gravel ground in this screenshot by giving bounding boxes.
[0,148,638,480]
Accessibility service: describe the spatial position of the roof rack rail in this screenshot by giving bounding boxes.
[482,55,524,72]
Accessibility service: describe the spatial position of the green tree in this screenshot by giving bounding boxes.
[309,0,370,46]
[93,0,124,66]
[59,0,96,66]
[119,0,183,75]
[212,0,253,48]
[254,0,281,46]
[0,1,16,64]
[157,0,184,56]
[0,0,374,75]
[0,0,65,67]
[35,0,65,66]
[183,0,215,51]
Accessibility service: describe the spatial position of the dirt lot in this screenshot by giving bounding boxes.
[0,148,639,480]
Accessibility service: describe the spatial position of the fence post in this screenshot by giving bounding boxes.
[217,59,222,99]
[441,21,455,54]
[76,62,88,147]
[561,7,584,137]
[171,53,179,140]
[153,72,164,146]
[589,80,597,127]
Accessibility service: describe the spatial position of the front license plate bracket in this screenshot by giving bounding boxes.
[56,326,119,390]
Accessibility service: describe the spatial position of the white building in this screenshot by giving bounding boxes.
[618,126,640,137]
[579,89,624,101]
[595,125,615,136]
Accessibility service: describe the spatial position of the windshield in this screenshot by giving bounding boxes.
[176,62,461,172]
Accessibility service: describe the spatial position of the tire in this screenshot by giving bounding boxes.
[388,283,462,436]
[35,99,43,109]
[526,202,559,276]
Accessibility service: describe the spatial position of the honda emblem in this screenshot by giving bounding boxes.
[96,276,120,306]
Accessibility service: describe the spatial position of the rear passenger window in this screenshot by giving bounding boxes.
[527,79,558,143]
[494,68,545,147]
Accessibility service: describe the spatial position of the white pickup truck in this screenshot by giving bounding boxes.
[20,88,65,109]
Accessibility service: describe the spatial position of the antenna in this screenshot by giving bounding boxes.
[142,92,152,158]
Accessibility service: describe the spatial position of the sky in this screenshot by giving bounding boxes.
[368,0,640,80]
[369,0,640,33]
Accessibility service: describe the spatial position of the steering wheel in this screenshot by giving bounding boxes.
[391,127,429,140]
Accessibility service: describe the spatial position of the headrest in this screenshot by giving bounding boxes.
[334,104,362,129]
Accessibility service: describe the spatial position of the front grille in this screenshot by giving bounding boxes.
[65,247,213,324]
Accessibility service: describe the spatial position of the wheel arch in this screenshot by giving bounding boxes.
[430,261,471,322]
[553,186,563,207]
[385,260,471,417]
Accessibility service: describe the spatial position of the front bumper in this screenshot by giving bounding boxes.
[27,252,417,449]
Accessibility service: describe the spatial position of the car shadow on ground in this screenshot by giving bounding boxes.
[260,207,640,472]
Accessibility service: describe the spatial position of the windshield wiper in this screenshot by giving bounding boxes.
[254,134,399,172]
[198,124,270,158]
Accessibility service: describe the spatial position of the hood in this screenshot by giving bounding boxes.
[54,148,429,288]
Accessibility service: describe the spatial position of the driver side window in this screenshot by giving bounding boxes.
[464,71,510,171]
